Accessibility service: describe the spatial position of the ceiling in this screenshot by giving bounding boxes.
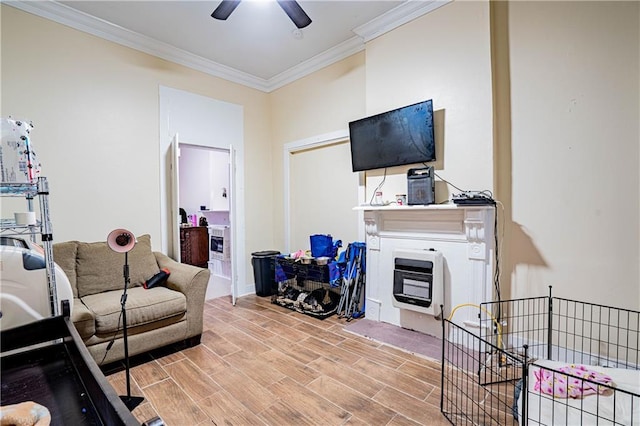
[7,0,449,92]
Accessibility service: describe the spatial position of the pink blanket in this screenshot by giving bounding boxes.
[534,364,613,398]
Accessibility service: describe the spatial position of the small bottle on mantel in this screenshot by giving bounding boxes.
[374,191,383,205]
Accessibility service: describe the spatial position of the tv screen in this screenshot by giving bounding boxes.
[349,99,435,172]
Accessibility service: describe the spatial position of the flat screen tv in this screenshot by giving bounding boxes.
[349,99,435,172]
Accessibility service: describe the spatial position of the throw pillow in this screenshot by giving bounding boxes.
[76,234,159,298]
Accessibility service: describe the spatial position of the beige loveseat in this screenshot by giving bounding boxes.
[52,234,209,365]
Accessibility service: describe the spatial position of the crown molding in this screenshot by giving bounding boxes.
[268,36,365,91]
[5,0,451,93]
[5,0,272,91]
[353,0,452,43]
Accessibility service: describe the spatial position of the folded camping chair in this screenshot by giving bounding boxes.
[336,242,366,317]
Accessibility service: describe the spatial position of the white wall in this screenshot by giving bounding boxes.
[178,145,210,217]
[209,150,230,212]
[177,145,229,215]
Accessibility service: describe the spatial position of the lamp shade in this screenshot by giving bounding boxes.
[107,229,136,253]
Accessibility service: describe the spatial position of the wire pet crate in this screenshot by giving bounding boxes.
[272,257,340,319]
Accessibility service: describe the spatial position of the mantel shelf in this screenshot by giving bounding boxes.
[354,203,494,211]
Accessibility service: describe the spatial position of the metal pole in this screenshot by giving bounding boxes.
[38,177,57,316]
[122,251,131,399]
[522,344,529,425]
[547,286,553,360]
[119,251,143,410]
[439,306,446,414]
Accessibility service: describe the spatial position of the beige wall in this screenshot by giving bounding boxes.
[2,2,638,309]
[0,5,271,277]
[505,1,639,308]
[289,141,359,252]
[362,0,495,203]
[362,0,640,310]
[269,1,639,309]
[269,52,367,250]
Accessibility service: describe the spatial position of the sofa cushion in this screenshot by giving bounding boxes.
[53,241,79,298]
[76,234,160,298]
[71,298,95,339]
[81,286,186,335]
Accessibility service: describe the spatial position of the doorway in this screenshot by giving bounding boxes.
[159,85,246,304]
[173,140,234,301]
[283,130,363,253]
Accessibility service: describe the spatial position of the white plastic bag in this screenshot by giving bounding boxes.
[1,117,41,183]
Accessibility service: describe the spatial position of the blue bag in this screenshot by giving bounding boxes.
[310,234,342,258]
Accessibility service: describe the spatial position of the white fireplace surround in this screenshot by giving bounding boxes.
[357,204,496,338]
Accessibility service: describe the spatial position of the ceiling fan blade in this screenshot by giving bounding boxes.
[276,0,312,29]
[211,0,241,20]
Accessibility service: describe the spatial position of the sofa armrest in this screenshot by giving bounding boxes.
[153,252,209,339]
[71,297,96,340]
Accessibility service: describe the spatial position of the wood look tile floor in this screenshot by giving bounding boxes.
[106,295,450,426]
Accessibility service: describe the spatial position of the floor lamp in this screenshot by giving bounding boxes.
[107,228,144,411]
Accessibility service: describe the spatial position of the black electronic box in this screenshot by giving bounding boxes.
[407,167,435,205]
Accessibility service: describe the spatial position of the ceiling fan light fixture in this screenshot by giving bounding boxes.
[211,0,312,29]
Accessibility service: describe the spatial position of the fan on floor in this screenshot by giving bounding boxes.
[211,0,312,29]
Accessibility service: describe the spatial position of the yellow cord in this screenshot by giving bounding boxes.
[448,303,503,349]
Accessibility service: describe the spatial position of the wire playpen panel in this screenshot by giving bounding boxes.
[442,288,640,425]
[550,297,640,369]
[480,291,640,369]
[442,319,524,425]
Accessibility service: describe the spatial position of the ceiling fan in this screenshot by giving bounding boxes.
[211,0,312,29]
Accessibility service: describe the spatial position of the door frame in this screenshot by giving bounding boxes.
[282,129,365,254]
[159,86,246,299]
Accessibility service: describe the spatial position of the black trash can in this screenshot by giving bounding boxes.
[251,250,281,297]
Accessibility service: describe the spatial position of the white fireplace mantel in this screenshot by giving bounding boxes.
[355,204,496,337]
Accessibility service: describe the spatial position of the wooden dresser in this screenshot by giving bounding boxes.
[180,226,209,268]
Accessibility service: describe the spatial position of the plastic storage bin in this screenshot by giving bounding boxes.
[251,250,281,296]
